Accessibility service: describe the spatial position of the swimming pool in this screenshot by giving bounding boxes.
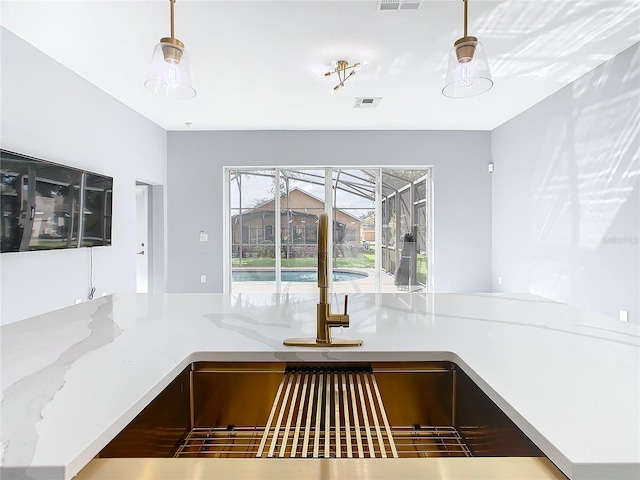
[232,269,368,282]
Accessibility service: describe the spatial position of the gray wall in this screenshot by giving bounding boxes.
[492,43,639,324]
[167,130,493,294]
[0,28,168,324]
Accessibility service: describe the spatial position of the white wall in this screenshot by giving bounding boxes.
[492,43,639,324]
[0,28,167,325]
[166,130,493,294]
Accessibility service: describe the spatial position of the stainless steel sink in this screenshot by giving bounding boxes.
[98,361,543,460]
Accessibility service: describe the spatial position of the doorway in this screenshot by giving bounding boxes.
[136,183,150,293]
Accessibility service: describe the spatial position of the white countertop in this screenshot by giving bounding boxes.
[1,293,638,480]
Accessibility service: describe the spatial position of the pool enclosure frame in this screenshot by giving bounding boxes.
[223,167,433,294]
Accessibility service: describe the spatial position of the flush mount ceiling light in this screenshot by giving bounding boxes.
[443,0,493,98]
[144,0,196,99]
[324,60,362,92]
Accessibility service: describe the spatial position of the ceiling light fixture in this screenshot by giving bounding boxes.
[144,0,196,99]
[443,0,492,98]
[325,60,361,92]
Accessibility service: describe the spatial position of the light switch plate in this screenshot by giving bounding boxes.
[199,231,208,242]
[200,275,207,283]
[619,310,629,322]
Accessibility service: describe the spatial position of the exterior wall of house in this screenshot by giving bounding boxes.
[232,188,362,258]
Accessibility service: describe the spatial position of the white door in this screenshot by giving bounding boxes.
[136,184,149,293]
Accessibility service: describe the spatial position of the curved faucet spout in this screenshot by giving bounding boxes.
[283,213,362,348]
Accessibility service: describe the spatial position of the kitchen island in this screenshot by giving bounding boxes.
[1,292,638,479]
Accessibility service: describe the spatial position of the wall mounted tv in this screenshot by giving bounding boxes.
[0,150,113,252]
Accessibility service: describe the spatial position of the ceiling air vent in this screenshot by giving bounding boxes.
[354,97,382,109]
[377,0,421,11]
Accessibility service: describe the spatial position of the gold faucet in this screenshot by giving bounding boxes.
[284,214,363,347]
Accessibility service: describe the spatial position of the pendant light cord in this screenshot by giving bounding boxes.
[170,0,175,39]
[463,0,468,37]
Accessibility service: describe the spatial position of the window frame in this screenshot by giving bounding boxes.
[224,166,433,294]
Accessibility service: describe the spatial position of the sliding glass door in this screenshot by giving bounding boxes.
[226,167,432,294]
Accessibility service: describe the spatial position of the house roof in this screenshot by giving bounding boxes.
[245,187,362,223]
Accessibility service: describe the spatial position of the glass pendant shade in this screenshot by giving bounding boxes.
[144,39,196,99]
[442,37,493,98]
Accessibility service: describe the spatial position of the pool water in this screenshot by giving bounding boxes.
[232,270,368,282]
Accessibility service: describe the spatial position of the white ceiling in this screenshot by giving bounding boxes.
[1,1,638,131]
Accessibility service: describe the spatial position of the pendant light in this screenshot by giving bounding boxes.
[144,0,196,99]
[443,0,492,98]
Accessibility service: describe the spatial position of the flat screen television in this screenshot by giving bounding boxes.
[0,149,113,252]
